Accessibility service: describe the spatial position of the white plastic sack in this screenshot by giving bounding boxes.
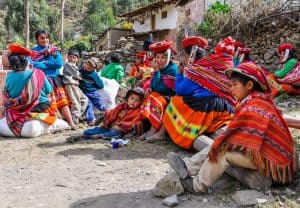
[0,117,69,138]
[97,77,120,110]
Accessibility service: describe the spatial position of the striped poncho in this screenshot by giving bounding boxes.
[209,92,296,183]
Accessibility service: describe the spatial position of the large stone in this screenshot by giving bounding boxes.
[225,166,272,191]
[152,171,184,198]
[162,194,179,207]
[232,190,275,206]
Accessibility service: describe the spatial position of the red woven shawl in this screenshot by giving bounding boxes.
[184,64,236,106]
[210,92,296,183]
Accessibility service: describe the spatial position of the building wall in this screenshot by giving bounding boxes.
[133,4,178,33]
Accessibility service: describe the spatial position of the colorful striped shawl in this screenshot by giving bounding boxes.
[277,62,300,87]
[4,69,45,136]
[184,64,236,106]
[195,53,233,71]
[209,92,296,183]
[31,45,61,61]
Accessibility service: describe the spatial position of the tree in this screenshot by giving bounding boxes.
[25,0,30,48]
[60,0,66,45]
[84,0,116,37]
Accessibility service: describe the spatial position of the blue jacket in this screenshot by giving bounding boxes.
[32,45,63,77]
[175,74,215,98]
[79,69,104,93]
[151,62,178,96]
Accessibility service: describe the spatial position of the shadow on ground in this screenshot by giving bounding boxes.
[69,189,237,208]
[56,139,183,161]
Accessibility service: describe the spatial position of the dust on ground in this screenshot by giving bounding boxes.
[0,128,299,208]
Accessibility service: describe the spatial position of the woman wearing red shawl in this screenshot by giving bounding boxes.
[167,62,296,194]
[1,45,56,137]
[162,36,235,149]
[267,43,300,97]
[196,37,236,70]
[31,29,75,128]
[140,40,179,141]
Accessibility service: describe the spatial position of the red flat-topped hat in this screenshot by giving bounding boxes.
[149,40,177,55]
[8,44,32,56]
[136,51,148,58]
[238,47,252,54]
[182,36,208,49]
[277,43,293,53]
[225,62,270,92]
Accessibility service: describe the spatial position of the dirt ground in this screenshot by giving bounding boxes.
[0,129,299,208]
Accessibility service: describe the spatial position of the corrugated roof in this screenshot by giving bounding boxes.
[119,0,179,17]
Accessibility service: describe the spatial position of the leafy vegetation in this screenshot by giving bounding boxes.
[196,1,231,39]
[0,0,155,51]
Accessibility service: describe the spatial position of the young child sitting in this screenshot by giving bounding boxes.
[166,62,296,194]
[62,50,88,125]
[79,58,106,125]
[66,87,144,142]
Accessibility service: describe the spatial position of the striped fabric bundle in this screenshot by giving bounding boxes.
[210,92,296,183]
[195,53,234,71]
[184,64,236,106]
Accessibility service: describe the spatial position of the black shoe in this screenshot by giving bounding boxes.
[167,152,188,179]
[180,177,198,194]
[66,134,84,143]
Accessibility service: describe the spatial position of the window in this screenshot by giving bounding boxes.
[161,11,167,19]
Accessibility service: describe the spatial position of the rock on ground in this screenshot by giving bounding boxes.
[152,171,184,198]
[162,194,179,207]
[232,190,275,206]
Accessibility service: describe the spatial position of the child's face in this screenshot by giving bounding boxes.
[82,62,93,71]
[230,79,253,101]
[68,55,78,64]
[127,93,141,109]
[36,33,49,47]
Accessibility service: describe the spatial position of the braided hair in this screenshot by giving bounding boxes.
[8,54,28,71]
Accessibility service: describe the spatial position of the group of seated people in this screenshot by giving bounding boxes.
[0,29,299,194]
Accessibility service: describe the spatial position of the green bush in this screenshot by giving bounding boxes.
[195,1,231,38]
[208,1,231,13]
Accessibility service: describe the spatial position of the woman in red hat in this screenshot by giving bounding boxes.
[31,29,75,128]
[267,43,300,97]
[234,47,254,67]
[0,44,57,137]
[196,36,236,71]
[141,40,179,141]
[126,51,153,89]
[162,36,235,149]
[167,62,296,194]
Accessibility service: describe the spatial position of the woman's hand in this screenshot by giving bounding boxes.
[151,60,159,71]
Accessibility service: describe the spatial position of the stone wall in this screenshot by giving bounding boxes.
[87,36,144,72]
[235,15,300,71]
